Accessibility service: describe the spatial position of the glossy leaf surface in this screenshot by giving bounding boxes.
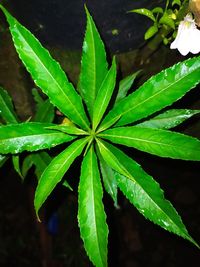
[137,109,200,129]
[0,87,18,123]
[0,122,75,154]
[130,8,156,22]
[78,7,108,117]
[46,125,87,135]
[93,58,116,130]
[115,70,140,105]
[97,140,197,246]
[100,126,200,160]
[99,56,200,130]
[12,155,23,178]
[78,146,108,267]
[0,6,89,130]
[34,138,88,217]
[99,154,118,207]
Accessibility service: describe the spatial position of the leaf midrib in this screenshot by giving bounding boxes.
[106,65,199,126]
[101,133,196,151]
[12,22,89,130]
[89,149,104,267]
[101,142,188,235]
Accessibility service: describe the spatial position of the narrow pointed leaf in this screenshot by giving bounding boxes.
[78,146,108,267]
[78,6,108,117]
[136,109,200,129]
[46,125,87,135]
[31,152,52,179]
[22,154,34,177]
[99,154,118,208]
[0,154,8,168]
[0,87,18,123]
[0,5,89,130]
[97,140,198,246]
[115,70,141,105]
[33,99,54,123]
[130,8,156,22]
[12,155,23,178]
[0,122,75,154]
[93,58,116,130]
[34,137,88,218]
[100,126,200,160]
[99,56,200,130]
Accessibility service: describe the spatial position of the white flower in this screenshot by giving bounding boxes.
[170,13,200,56]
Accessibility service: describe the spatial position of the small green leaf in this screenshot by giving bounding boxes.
[152,7,164,14]
[22,154,34,177]
[78,145,108,267]
[0,154,8,168]
[115,70,141,105]
[34,137,89,218]
[99,153,118,208]
[32,88,44,107]
[99,56,200,130]
[33,99,54,123]
[31,152,52,179]
[172,0,181,6]
[159,13,175,29]
[0,87,18,124]
[0,122,75,154]
[144,24,158,40]
[100,126,200,161]
[97,140,198,247]
[62,180,73,191]
[92,57,116,130]
[136,109,200,129]
[78,6,108,118]
[12,155,23,179]
[46,125,87,135]
[130,8,156,22]
[0,5,90,130]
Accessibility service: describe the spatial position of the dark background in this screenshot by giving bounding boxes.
[0,0,200,266]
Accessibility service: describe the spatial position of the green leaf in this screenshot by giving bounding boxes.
[22,154,34,177]
[78,145,108,267]
[159,13,175,29]
[115,70,141,105]
[99,153,118,208]
[0,87,18,124]
[97,140,198,247]
[100,126,200,160]
[32,88,44,107]
[31,152,52,179]
[46,125,87,135]
[0,154,8,168]
[136,109,200,129]
[0,5,90,130]
[12,155,23,178]
[144,24,158,40]
[99,56,200,130]
[92,57,116,130]
[172,0,181,6]
[78,6,108,117]
[0,122,75,154]
[130,8,156,22]
[33,99,54,123]
[152,7,164,14]
[34,137,89,218]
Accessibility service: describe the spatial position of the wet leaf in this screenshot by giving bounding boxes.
[0,122,75,154]
[97,140,198,247]
[78,145,108,267]
[100,126,200,160]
